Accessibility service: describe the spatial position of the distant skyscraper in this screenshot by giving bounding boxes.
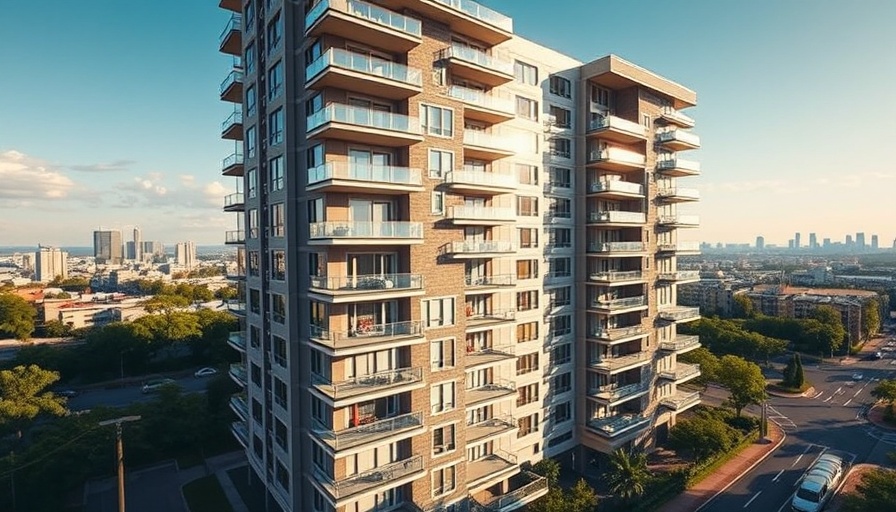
[35,246,68,283]
[175,241,197,269]
[846,234,854,247]
[809,233,817,249]
[856,232,866,250]
[93,230,123,264]
[133,227,143,262]
[794,232,801,249]
[788,239,795,249]
[871,235,879,250]
[755,236,765,250]
[142,241,164,260]
[823,238,831,248]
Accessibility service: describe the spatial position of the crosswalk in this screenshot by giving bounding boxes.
[767,404,797,431]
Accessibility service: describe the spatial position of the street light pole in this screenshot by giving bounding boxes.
[98,415,141,512]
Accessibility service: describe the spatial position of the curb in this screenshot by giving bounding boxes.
[693,425,787,512]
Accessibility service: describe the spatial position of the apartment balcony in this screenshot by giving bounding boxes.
[306,48,422,100]
[471,471,549,512]
[310,320,426,355]
[657,129,701,151]
[228,363,247,387]
[231,421,248,448]
[657,241,701,254]
[589,296,648,313]
[448,85,515,124]
[378,0,512,45]
[221,111,243,140]
[587,147,645,171]
[659,106,696,128]
[658,306,701,323]
[465,379,516,407]
[465,345,515,369]
[588,210,646,226]
[463,130,516,160]
[448,206,516,226]
[227,331,246,352]
[436,44,514,87]
[307,104,423,147]
[219,0,241,13]
[305,0,422,53]
[464,273,515,290]
[588,180,644,199]
[466,308,516,329]
[659,363,701,384]
[588,352,652,373]
[314,455,425,504]
[657,187,700,203]
[442,240,516,259]
[307,162,423,194]
[308,221,424,246]
[587,115,648,143]
[218,14,241,56]
[312,367,424,405]
[225,300,246,317]
[311,411,425,452]
[229,393,248,420]
[467,450,520,492]
[466,415,517,444]
[223,192,244,212]
[589,382,650,405]
[660,391,701,412]
[224,230,245,245]
[658,214,700,228]
[310,274,424,304]
[659,335,701,354]
[444,169,517,195]
[586,413,651,438]
[221,152,244,177]
[589,270,646,287]
[656,157,701,177]
[657,270,701,283]
[219,69,243,103]
[587,241,647,256]
[589,326,648,345]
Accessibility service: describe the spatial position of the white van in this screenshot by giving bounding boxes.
[791,454,844,512]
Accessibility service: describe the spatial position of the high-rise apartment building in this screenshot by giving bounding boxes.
[755,236,764,250]
[34,246,68,283]
[93,229,123,265]
[808,232,817,249]
[133,227,144,262]
[856,232,866,250]
[871,235,878,251]
[794,232,801,249]
[142,241,165,260]
[217,2,701,511]
[175,241,198,269]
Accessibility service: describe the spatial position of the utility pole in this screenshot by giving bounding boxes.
[98,416,141,512]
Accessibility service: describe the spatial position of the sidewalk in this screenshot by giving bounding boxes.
[658,422,786,512]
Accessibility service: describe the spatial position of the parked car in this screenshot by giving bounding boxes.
[851,372,864,381]
[874,352,883,360]
[141,378,176,394]
[194,367,218,378]
[792,453,844,512]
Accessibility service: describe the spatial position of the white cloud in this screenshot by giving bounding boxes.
[113,172,224,209]
[68,159,135,173]
[0,150,75,204]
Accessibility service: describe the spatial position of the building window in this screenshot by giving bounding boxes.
[518,228,538,248]
[432,424,456,456]
[549,286,571,308]
[554,401,571,423]
[251,398,263,423]
[272,293,286,323]
[274,376,287,408]
[515,96,538,120]
[252,435,263,458]
[269,156,283,191]
[549,106,571,128]
[516,352,539,376]
[246,85,256,117]
[518,413,539,438]
[551,343,571,365]
[249,288,261,314]
[516,290,539,311]
[431,191,445,214]
[516,259,538,280]
[548,431,573,448]
[548,228,571,248]
[517,321,538,343]
[275,418,288,450]
[517,196,538,217]
[248,251,260,277]
[423,297,456,328]
[249,209,259,238]
[550,257,571,277]
[304,38,321,64]
[430,337,455,370]
[273,335,287,367]
[266,12,282,55]
[591,85,611,107]
[428,149,454,178]
[247,168,258,198]
[269,108,283,145]
[432,464,457,497]
[268,60,283,100]
[421,104,454,137]
[250,362,261,386]
[245,42,255,74]
[270,250,285,280]
[517,383,538,406]
[270,203,285,237]
[550,315,571,337]
[306,92,323,115]
[514,60,537,85]
[549,167,571,188]
[515,164,538,185]
[549,138,571,158]
[307,143,324,168]
[549,198,571,219]
[431,381,456,414]
[553,372,571,394]
[549,75,571,98]
[250,325,261,348]
[246,127,257,159]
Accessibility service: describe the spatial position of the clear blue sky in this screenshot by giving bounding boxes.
[1,0,894,247]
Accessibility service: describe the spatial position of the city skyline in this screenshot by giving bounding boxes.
[1,0,895,245]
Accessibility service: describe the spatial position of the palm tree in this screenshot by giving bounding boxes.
[604,448,650,501]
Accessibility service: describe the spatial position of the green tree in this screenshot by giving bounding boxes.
[214,286,238,301]
[680,347,720,385]
[0,293,36,341]
[809,306,846,356]
[604,448,650,501]
[792,353,805,388]
[863,299,881,340]
[669,413,739,461]
[528,488,567,512]
[568,478,598,512]
[872,379,896,403]
[42,319,73,338]
[732,294,755,318]
[841,468,896,512]
[192,285,214,303]
[781,354,796,386]
[0,365,67,437]
[717,355,767,417]
[531,457,561,487]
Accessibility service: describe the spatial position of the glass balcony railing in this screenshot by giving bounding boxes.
[221,111,243,133]
[313,367,423,400]
[588,115,647,137]
[589,326,646,341]
[472,471,548,512]
[228,363,247,384]
[588,211,647,224]
[223,192,244,209]
[310,273,423,292]
[311,411,424,451]
[657,129,701,147]
[467,308,516,323]
[311,320,424,345]
[438,44,514,75]
[658,215,700,226]
[656,156,701,173]
[661,106,696,127]
[449,206,515,221]
[588,147,645,166]
[231,421,248,445]
[309,221,423,240]
[589,352,651,371]
[306,48,422,86]
[658,187,701,200]
[590,180,643,195]
[589,270,644,282]
[590,296,647,310]
[657,241,701,252]
[447,85,514,114]
[316,455,423,500]
[659,335,701,352]
[658,306,701,321]
[463,130,516,152]
[445,240,515,254]
[225,300,246,315]
[219,14,242,45]
[587,241,646,253]
[221,152,243,172]
[229,394,249,419]
[307,104,421,134]
[308,162,422,187]
[224,230,245,244]
[661,391,701,410]
[466,415,516,443]
[587,414,650,437]
[219,69,243,95]
[445,170,517,189]
[305,0,422,38]
[430,0,513,31]
[227,331,246,350]
[659,363,701,381]
[590,382,649,401]
[464,273,515,287]
[657,270,701,281]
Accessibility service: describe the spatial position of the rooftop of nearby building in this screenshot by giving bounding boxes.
[751,285,880,299]
[580,54,697,108]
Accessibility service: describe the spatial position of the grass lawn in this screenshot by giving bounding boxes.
[768,381,812,394]
[183,475,235,512]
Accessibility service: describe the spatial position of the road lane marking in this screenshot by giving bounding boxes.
[791,444,815,468]
[744,491,762,508]
[813,391,824,399]
[772,469,784,482]
[844,399,852,406]
[824,395,834,403]
[854,388,863,397]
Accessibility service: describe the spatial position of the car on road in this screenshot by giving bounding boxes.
[141,378,176,394]
[792,453,844,512]
[873,352,883,360]
[851,372,864,381]
[55,389,79,398]
[194,367,218,378]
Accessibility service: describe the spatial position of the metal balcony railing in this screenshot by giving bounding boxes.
[313,367,423,400]
[464,274,515,287]
[589,352,651,371]
[316,455,423,499]
[590,296,647,310]
[310,273,423,292]
[659,363,701,381]
[657,129,701,147]
[656,156,701,173]
[590,325,646,341]
[590,382,649,401]
[657,270,701,281]
[589,270,644,282]
[309,221,423,240]
[658,306,701,321]
[311,411,423,451]
[660,391,701,410]
[587,414,650,437]
[445,240,515,254]
[310,320,424,345]
[658,335,700,351]
[588,241,646,253]
[657,187,701,200]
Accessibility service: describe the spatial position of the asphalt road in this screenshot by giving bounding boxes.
[67,374,213,410]
[702,333,896,512]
